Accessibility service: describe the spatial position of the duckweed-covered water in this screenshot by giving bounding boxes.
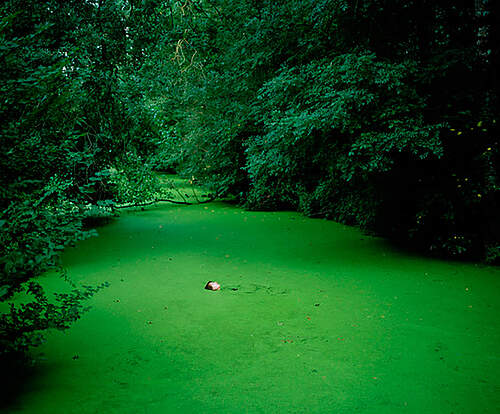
[6,199,500,413]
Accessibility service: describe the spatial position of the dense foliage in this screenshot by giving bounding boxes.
[1,0,499,372]
[0,0,165,364]
[158,0,499,262]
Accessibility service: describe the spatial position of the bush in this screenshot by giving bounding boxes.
[161,0,499,261]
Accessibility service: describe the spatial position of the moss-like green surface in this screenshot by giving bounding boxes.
[6,200,500,413]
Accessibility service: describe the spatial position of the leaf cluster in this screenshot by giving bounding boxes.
[158,0,499,261]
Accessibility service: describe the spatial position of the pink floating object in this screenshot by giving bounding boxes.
[205,281,221,291]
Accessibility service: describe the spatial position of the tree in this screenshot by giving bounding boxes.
[158,0,499,261]
[0,0,169,368]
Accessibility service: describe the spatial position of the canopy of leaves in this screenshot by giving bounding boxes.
[1,0,499,369]
[0,0,168,361]
[156,0,499,262]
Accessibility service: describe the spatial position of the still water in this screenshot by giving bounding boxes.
[6,199,500,413]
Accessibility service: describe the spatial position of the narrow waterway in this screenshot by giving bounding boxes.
[6,198,500,413]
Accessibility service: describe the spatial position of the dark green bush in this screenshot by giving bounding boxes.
[0,0,169,361]
[159,0,499,261]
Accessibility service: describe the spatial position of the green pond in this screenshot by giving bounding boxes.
[5,196,500,413]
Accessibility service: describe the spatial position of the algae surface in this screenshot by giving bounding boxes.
[6,200,500,413]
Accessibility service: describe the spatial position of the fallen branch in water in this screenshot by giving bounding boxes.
[113,195,216,209]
